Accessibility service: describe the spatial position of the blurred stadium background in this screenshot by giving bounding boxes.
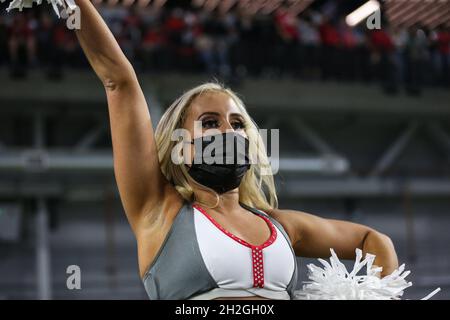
[0,0,449,299]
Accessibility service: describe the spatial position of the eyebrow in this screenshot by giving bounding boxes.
[197,112,244,120]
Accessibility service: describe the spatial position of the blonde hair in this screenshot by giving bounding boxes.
[154,82,278,212]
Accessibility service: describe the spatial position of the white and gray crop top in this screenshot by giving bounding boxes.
[142,202,298,300]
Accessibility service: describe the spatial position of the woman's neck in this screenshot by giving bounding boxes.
[193,188,243,215]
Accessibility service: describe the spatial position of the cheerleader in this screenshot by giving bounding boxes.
[71,0,398,300]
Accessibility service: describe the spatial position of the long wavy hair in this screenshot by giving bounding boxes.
[154,82,277,212]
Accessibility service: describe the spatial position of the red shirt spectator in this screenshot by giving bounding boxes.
[339,22,357,49]
[437,30,450,55]
[142,27,167,47]
[165,10,185,33]
[8,15,34,40]
[275,8,299,41]
[53,24,67,46]
[370,29,394,52]
[319,21,340,47]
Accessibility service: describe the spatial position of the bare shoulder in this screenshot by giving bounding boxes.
[266,208,305,246]
[267,207,326,245]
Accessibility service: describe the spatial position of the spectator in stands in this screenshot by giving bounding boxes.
[8,13,37,78]
[233,12,260,77]
[0,15,8,67]
[274,5,300,77]
[404,24,428,95]
[195,10,234,79]
[141,23,168,73]
[164,7,186,71]
[369,25,397,93]
[36,12,61,79]
[350,25,369,83]
[391,25,408,88]
[318,14,340,80]
[117,7,142,64]
[435,24,450,86]
[337,17,359,81]
[194,11,215,75]
[177,10,202,73]
[297,15,321,79]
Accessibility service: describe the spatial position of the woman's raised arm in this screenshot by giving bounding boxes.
[74,0,180,232]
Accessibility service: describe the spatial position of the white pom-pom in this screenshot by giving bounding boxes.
[293,248,441,300]
[2,0,77,18]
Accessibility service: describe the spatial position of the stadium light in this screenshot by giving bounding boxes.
[345,0,380,27]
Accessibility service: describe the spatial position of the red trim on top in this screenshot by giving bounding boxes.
[192,204,277,250]
[193,204,278,289]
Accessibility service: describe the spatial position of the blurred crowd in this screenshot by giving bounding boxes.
[0,3,449,94]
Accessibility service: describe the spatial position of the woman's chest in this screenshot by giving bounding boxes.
[193,209,296,290]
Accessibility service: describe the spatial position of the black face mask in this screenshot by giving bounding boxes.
[187,132,251,194]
